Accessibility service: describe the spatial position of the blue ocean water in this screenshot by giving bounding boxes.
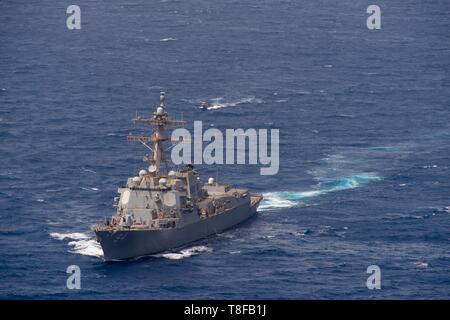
[1,0,450,299]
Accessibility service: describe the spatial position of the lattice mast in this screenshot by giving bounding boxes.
[127,92,186,174]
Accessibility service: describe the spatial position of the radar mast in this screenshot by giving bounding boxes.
[127,92,186,174]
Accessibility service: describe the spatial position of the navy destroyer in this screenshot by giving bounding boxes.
[92,92,262,261]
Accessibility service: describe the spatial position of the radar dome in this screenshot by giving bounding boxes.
[159,178,168,186]
[156,107,164,115]
[132,176,141,183]
[208,177,215,185]
[168,170,176,177]
[139,169,147,177]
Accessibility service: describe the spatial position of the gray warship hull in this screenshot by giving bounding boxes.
[96,200,260,261]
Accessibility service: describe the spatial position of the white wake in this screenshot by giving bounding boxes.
[259,174,381,211]
[152,246,212,260]
[50,232,104,258]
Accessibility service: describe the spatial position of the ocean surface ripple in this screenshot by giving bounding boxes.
[1,0,450,299]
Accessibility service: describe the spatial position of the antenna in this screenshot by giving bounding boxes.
[160,91,165,107]
[127,92,186,174]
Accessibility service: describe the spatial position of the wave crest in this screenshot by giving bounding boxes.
[50,232,90,241]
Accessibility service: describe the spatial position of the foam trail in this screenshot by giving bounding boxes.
[159,37,177,42]
[204,96,263,110]
[80,187,100,191]
[153,246,211,260]
[50,232,91,241]
[50,232,104,258]
[259,174,381,211]
[68,239,104,258]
